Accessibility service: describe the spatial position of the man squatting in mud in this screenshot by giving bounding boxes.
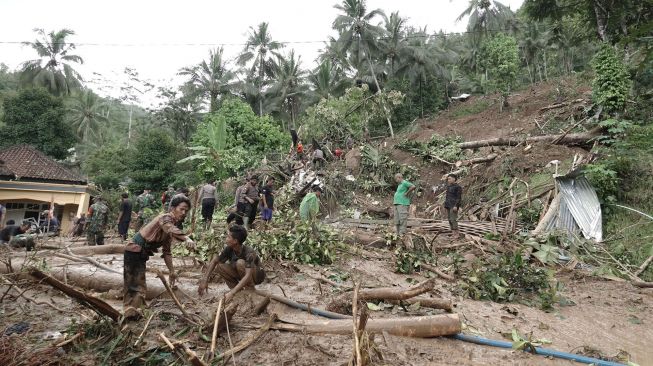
[197,224,265,303]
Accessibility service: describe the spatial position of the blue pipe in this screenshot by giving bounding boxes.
[265,291,627,365]
[452,334,627,366]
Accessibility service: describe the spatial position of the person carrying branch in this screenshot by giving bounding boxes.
[197,225,265,302]
[444,174,463,239]
[393,173,415,237]
[123,195,194,320]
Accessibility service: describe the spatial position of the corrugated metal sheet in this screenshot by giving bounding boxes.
[556,176,603,242]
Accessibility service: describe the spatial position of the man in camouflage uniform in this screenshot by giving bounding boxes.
[87,197,109,246]
[162,186,175,211]
[135,189,155,230]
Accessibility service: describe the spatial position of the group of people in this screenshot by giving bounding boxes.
[122,193,266,320]
[393,173,463,239]
[226,176,276,229]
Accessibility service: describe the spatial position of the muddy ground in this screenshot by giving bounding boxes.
[1,234,651,366]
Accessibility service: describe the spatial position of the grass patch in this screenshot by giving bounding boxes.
[450,99,491,119]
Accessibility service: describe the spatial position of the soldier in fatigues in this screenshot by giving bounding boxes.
[134,189,155,230]
[87,197,109,246]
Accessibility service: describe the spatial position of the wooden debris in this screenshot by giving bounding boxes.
[352,282,363,366]
[209,298,224,360]
[419,263,455,282]
[385,297,453,312]
[457,153,498,167]
[255,289,351,319]
[134,312,155,346]
[327,279,435,314]
[538,98,584,112]
[155,271,201,325]
[273,314,462,338]
[159,332,207,366]
[632,281,653,289]
[29,267,121,321]
[635,255,653,278]
[218,314,277,359]
[457,129,600,149]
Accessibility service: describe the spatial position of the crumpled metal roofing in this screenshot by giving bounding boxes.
[554,176,603,242]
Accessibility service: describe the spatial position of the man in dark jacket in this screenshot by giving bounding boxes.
[444,174,463,239]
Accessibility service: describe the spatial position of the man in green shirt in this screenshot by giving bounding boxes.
[393,173,415,236]
[300,185,322,221]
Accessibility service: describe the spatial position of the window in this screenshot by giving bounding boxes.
[5,203,25,210]
[25,204,41,210]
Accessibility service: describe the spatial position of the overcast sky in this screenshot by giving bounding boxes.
[0,0,523,103]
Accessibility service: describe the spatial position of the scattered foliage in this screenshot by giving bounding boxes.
[396,134,463,163]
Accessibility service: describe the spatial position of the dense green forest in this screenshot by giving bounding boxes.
[0,0,651,193]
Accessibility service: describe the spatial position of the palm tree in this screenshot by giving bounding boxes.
[20,28,84,96]
[67,89,109,143]
[379,12,407,77]
[308,60,350,102]
[179,47,236,112]
[519,22,549,82]
[395,30,454,117]
[268,50,309,130]
[237,22,284,116]
[333,0,396,136]
[456,0,516,39]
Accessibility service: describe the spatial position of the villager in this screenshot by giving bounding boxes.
[444,174,463,239]
[116,193,132,241]
[197,225,265,301]
[135,189,155,230]
[260,177,275,223]
[200,180,217,229]
[393,173,415,236]
[123,195,194,320]
[300,185,322,222]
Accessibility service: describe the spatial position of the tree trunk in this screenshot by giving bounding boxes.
[543,50,549,81]
[272,314,461,338]
[593,2,609,42]
[419,78,424,118]
[457,129,601,149]
[127,105,133,147]
[258,57,265,117]
[365,49,394,137]
[210,92,218,113]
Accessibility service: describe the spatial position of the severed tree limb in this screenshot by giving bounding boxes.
[635,255,653,278]
[208,298,224,360]
[457,153,498,167]
[632,281,653,289]
[159,332,207,366]
[155,271,201,326]
[385,297,453,312]
[327,279,436,314]
[29,267,121,321]
[419,263,455,282]
[218,314,277,360]
[352,282,362,366]
[134,312,155,346]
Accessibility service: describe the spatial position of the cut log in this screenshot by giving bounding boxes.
[29,268,121,321]
[632,281,653,289]
[457,153,498,167]
[273,314,461,338]
[635,255,653,278]
[327,279,435,314]
[419,263,455,282]
[458,129,600,150]
[67,244,125,256]
[532,194,561,236]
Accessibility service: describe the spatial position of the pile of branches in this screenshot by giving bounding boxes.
[396,135,463,165]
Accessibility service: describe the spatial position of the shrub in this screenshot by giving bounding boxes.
[591,45,631,115]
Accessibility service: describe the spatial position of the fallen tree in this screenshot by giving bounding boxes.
[456,153,498,167]
[273,314,461,338]
[458,128,601,150]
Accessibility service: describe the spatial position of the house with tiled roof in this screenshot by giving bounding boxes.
[0,144,91,233]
